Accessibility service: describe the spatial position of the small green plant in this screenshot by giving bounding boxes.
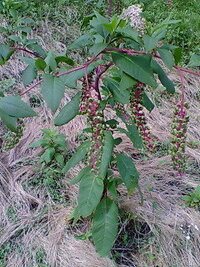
[30,129,67,167]
[183,186,200,209]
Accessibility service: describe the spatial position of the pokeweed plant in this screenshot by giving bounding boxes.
[0,5,200,257]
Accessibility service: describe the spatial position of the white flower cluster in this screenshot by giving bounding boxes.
[121,4,146,34]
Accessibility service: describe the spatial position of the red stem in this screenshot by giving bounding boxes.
[20,56,99,95]
[11,46,43,58]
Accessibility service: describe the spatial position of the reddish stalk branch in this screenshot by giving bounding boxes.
[11,46,43,58]
[20,56,99,95]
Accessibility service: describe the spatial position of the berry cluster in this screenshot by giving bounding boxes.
[80,76,105,172]
[169,101,189,174]
[130,82,155,151]
[3,119,25,150]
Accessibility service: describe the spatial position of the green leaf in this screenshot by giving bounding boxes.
[22,65,37,86]
[62,141,91,173]
[35,58,47,71]
[142,93,154,112]
[0,44,14,65]
[116,110,143,149]
[158,48,175,70]
[18,56,36,65]
[69,34,93,49]
[101,16,120,33]
[125,123,144,149]
[78,173,104,217]
[54,91,81,126]
[92,197,118,257]
[45,50,57,72]
[0,96,37,118]
[69,166,91,185]
[117,153,139,194]
[112,52,157,88]
[188,54,200,67]
[55,56,74,66]
[27,43,47,58]
[173,47,182,65]
[119,72,137,91]
[29,139,44,148]
[143,35,158,51]
[41,74,65,113]
[0,108,17,131]
[116,26,139,43]
[55,153,64,167]
[98,131,114,179]
[89,43,107,56]
[104,78,130,104]
[40,147,55,163]
[151,60,175,93]
[8,35,22,42]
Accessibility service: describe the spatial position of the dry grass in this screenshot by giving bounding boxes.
[0,13,200,267]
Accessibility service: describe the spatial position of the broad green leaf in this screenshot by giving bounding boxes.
[112,52,157,88]
[8,35,22,42]
[69,33,93,49]
[27,43,47,58]
[45,50,57,72]
[40,147,55,163]
[54,91,81,126]
[116,26,139,43]
[151,60,175,93]
[35,58,47,71]
[69,166,91,185]
[125,123,144,149]
[143,35,158,51]
[22,65,37,86]
[89,43,107,56]
[101,16,120,33]
[0,44,14,65]
[55,153,64,167]
[142,93,154,112]
[78,173,104,217]
[188,54,200,67]
[0,108,17,131]
[173,47,182,65]
[98,131,114,179]
[116,110,143,149]
[90,12,109,39]
[117,153,139,194]
[158,48,175,70]
[18,56,36,65]
[0,96,37,118]
[119,72,137,91]
[104,78,130,104]
[41,74,65,113]
[55,56,74,66]
[62,141,91,173]
[92,197,118,257]
[29,139,44,148]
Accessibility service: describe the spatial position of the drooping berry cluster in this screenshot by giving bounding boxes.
[80,75,105,172]
[130,82,155,151]
[169,101,189,174]
[3,119,25,150]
